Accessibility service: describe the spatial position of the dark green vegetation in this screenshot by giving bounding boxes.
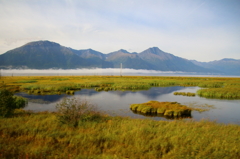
[14,80,37,83]
[0,88,27,117]
[2,75,240,99]
[0,110,239,158]
[0,40,222,73]
[174,92,196,96]
[130,101,192,117]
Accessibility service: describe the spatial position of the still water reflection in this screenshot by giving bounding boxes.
[16,86,240,125]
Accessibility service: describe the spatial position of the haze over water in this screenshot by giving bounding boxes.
[2,69,238,77]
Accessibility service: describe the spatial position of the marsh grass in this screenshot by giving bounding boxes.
[51,78,69,81]
[2,76,240,99]
[0,111,239,158]
[198,82,224,88]
[173,92,196,96]
[197,88,240,99]
[15,80,38,83]
[130,101,192,117]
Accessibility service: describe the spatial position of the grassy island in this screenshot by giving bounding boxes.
[130,101,192,117]
[173,92,196,96]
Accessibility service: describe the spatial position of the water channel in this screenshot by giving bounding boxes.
[16,86,240,125]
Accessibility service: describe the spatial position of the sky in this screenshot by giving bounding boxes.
[0,0,239,62]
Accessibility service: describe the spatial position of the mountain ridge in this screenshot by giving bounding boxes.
[191,58,240,75]
[0,40,238,75]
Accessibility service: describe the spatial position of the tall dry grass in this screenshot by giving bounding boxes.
[0,110,239,159]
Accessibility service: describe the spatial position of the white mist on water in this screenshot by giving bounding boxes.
[1,68,233,77]
[1,68,188,76]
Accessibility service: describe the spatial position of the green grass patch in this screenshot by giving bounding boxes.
[198,82,224,88]
[51,78,69,81]
[197,88,240,99]
[15,80,37,83]
[130,101,192,117]
[173,92,196,96]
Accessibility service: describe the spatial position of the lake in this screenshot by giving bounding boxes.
[15,86,240,125]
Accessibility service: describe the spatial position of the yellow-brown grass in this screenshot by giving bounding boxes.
[0,110,239,159]
[130,101,192,117]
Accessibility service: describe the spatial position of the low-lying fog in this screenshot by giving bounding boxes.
[0,68,225,77]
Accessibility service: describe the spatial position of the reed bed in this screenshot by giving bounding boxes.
[197,88,240,99]
[130,101,192,117]
[197,82,224,88]
[173,92,196,96]
[1,76,240,99]
[0,111,239,159]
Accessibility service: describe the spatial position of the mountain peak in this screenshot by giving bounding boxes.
[147,47,163,53]
[140,47,165,56]
[23,40,61,48]
[118,49,129,53]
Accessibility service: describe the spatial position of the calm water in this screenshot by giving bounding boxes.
[16,86,240,125]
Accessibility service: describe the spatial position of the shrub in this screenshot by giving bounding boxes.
[0,89,27,117]
[56,97,98,127]
[13,96,28,109]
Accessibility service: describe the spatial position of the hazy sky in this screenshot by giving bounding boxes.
[0,0,239,62]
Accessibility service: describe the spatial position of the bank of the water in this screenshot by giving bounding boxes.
[3,75,240,100]
[16,87,240,125]
[1,75,239,124]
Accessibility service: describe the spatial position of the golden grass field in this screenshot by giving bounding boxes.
[0,110,240,159]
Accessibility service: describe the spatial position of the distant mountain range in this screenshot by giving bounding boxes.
[190,59,240,75]
[0,40,239,75]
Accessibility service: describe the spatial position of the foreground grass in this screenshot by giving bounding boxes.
[0,111,239,159]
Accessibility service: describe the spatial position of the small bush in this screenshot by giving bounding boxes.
[0,89,27,117]
[13,96,28,109]
[56,97,98,127]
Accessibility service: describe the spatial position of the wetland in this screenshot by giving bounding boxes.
[2,75,240,124]
[1,75,240,158]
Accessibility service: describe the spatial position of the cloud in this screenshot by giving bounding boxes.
[0,0,239,62]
